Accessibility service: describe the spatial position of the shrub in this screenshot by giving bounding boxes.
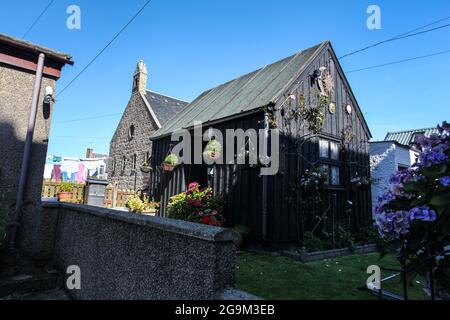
[126,196,145,213]
[59,181,74,193]
[374,121,450,298]
[303,231,326,252]
[142,195,159,210]
[167,182,225,227]
[299,166,327,191]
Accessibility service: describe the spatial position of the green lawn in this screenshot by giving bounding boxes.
[236,251,430,300]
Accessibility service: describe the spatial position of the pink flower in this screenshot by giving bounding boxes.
[188,182,200,190]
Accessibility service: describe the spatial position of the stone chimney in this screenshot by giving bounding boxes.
[132,60,148,94]
[86,148,94,158]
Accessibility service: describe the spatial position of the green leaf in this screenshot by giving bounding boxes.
[403,181,424,193]
[421,164,447,178]
[430,192,450,207]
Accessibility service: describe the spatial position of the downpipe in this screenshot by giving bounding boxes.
[9,53,46,249]
[261,111,269,241]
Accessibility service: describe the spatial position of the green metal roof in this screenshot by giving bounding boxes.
[384,127,440,146]
[151,42,326,139]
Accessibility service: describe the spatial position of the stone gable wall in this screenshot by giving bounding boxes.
[108,92,158,192]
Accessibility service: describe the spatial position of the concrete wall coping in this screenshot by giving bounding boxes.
[42,201,235,242]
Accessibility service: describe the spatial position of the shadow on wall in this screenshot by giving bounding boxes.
[0,121,50,252]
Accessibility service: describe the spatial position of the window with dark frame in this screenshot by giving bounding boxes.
[122,156,126,174]
[132,154,137,171]
[319,138,341,186]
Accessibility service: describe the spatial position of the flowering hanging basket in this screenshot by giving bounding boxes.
[203,140,222,161]
[162,163,176,172]
[140,164,152,173]
[162,154,179,172]
[351,177,371,191]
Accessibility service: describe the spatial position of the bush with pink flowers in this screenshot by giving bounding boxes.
[167,182,225,227]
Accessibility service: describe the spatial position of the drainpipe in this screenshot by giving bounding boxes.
[9,53,46,249]
[261,111,269,241]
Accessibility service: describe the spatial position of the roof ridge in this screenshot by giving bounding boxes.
[386,127,438,135]
[146,90,189,103]
[269,42,325,103]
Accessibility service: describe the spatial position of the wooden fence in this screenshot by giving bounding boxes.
[42,181,141,208]
[104,186,138,208]
[41,181,85,204]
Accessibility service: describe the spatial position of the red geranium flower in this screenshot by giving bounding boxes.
[201,216,211,224]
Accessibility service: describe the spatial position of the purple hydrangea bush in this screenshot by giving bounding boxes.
[374,122,450,298]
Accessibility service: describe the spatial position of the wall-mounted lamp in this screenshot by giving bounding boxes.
[43,86,54,104]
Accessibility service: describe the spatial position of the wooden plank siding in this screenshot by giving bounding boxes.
[149,43,372,243]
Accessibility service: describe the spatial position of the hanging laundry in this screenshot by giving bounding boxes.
[52,165,62,182]
[61,159,79,175]
[76,163,87,183]
[44,164,53,180]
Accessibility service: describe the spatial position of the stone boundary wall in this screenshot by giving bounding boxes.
[41,202,236,300]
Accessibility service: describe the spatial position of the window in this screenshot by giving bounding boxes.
[132,154,137,171]
[128,125,135,140]
[330,141,339,160]
[319,139,339,161]
[99,165,105,175]
[319,138,341,186]
[122,156,126,174]
[321,164,330,185]
[330,166,340,185]
[112,158,116,175]
[319,139,329,158]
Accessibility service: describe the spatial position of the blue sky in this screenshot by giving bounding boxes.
[1,0,449,158]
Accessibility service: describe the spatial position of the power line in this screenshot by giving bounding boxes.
[53,113,122,124]
[22,0,55,38]
[346,49,450,73]
[339,16,450,59]
[396,15,450,37]
[56,0,153,98]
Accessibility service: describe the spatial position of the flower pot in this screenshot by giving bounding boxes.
[57,192,73,202]
[140,165,152,173]
[162,163,176,172]
[142,208,157,216]
[203,151,222,162]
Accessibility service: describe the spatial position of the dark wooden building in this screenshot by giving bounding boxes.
[149,41,372,243]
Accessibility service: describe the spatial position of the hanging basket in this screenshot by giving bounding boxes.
[203,150,222,162]
[162,153,179,172]
[162,163,177,172]
[140,165,152,173]
[351,177,371,191]
[203,140,222,162]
